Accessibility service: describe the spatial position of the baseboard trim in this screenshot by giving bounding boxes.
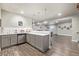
[72,40,78,42]
[57,34,72,36]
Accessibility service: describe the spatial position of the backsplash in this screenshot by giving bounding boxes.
[0,27,32,34]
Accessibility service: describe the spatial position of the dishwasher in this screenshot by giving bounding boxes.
[17,33,26,44]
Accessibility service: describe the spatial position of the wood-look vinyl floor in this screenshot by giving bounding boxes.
[0,35,79,56]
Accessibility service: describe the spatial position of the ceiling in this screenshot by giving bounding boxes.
[0,3,79,22]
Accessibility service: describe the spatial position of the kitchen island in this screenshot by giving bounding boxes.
[27,31,50,52]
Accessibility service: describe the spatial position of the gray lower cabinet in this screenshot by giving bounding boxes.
[26,34,31,43]
[27,34,35,45]
[32,35,36,46]
[2,35,10,48]
[10,34,17,45]
[1,34,17,48]
[1,34,26,48]
[30,34,34,45]
[26,34,49,52]
[35,35,49,52]
[35,35,42,49]
[0,36,1,48]
[17,34,26,44]
[41,35,49,51]
[29,34,32,44]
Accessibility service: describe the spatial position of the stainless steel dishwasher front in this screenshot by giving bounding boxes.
[17,33,26,44]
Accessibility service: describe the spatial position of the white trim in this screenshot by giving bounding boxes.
[57,34,72,36]
[58,34,78,42]
[72,40,78,42]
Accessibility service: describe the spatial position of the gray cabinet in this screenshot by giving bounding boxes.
[27,34,36,46]
[1,34,17,48]
[17,34,26,44]
[2,35,10,48]
[26,34,49,52]
[30,34,34,45]
[10,34,17,45]
[0,8,1,19]
[29,34,32,44]
[42,35,49,51]
[26,34,31,43]
[0,36,1,48]
[1,34,26,48]
[35,35,42,49]
[32,35,36,46]
[35,35,49,52]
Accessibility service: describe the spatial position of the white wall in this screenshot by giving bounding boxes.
[72,14,79,42]
[49,25,57,34]
[2,10,32,28]
[0,8,1,19]
[0,8,1,34]
[57,22,72,36]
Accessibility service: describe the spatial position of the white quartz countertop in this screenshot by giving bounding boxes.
[27,32,49,36]
[0,31,50,36]
[0,33,17,35]
[27,31,50,36]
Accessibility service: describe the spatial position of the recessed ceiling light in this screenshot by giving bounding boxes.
[37,22,41,25]
[58,13,62,16]
[55,21,59,23]
[49,26,55,29]
[43,21,48,24]
[20,11,24,14]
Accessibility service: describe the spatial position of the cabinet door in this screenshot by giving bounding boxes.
[11,34,17,45]
[0,36,2,48]
[27,34,31,43]
[2,35,10,48]
[32,35,36,47]
[0,8,1,19]
[36,35,43,49]
[29,34,32,44]
[31,35,35,46]
[18,34,26,44]
[43,35,49,50]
